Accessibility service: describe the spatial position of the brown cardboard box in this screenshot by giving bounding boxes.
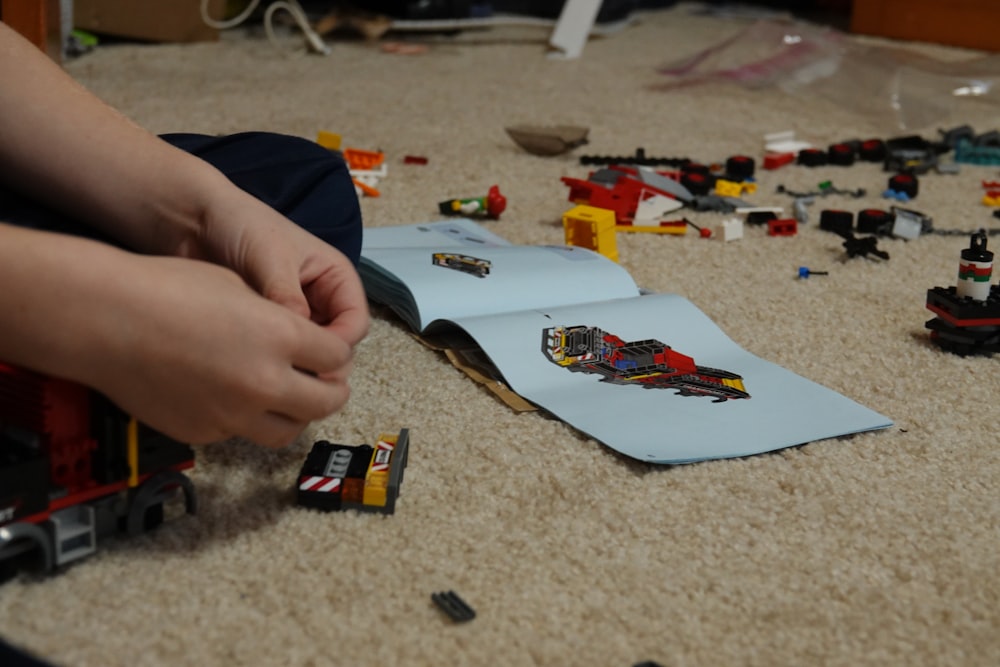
[74,0,226,43]
[851,0,1000,52]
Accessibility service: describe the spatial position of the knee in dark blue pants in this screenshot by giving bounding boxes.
[0,132,363,266]
[161,132,364,265]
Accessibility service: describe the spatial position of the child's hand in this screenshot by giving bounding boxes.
[85,253,357,446]
[172,187,370,357]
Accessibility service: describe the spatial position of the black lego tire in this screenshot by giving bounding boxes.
[725,155,755,181]
[827,143,856,166]
[797,148,828,167]
[856,208,895,236]
[859,138,887,162]
[680,171,714,196]
[819,209,854,235]
[888,172,919,198]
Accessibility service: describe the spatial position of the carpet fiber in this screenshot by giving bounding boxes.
[1,5,998,666]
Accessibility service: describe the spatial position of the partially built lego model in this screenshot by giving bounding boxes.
[0,365,197,580]
[296,429,409,514]
[925,231,1000,355]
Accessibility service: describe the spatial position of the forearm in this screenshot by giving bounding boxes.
[0,22,224,254]
[0,223,131,382]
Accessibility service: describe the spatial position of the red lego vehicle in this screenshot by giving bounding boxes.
[0,364,196,580]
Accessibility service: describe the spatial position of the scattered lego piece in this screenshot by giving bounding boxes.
[315,130,342,151]
[715,217,743,242]
[837,229,890,261]
[793,196,815,224]
[381,40,429,55]
[296,429,409,514]
[579,147,691,168]
[634,192,684,221]
[767,218,797,236]
[617,218,709,237]
[858,138,887,162]
[776,183,863,199]
[343,148,385,171]
[955,139,1000,165]
[438,185,507,219]
[563,205,619,262]
[816,181,866,198]
[856,208,895,236]
[888,173,919,199]
[432,591,476,622]
[925,231,1000,355]
[763,151,795,170]
[764,130,811,154]
[504,124,589,156]
[798,267,828,279]
[890,206,932,240]
[689,194,747,213]
[797,148,828,167]
[725,155,755,180]
[744,208,779,225]
[827,142,856,166]
[819,209,854,236]
[403,155,428,165]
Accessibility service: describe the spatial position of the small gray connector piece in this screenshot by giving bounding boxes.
[690,194,748,213]
[793,196,815,224]
[432,591,476,623]
[935,161,961,175]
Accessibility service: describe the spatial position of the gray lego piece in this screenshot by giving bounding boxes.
[634,166,694,203]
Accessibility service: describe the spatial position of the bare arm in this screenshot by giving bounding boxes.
[0,23,369,445]
[0,21,217,254]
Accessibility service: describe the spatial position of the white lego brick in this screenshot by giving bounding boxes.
[715,217,744,242]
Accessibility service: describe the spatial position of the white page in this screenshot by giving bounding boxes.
[360,220,639,332]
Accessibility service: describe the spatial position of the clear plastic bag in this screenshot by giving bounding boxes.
[655,19,1000,131]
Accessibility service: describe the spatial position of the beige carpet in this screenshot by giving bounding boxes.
[2,5,999,666]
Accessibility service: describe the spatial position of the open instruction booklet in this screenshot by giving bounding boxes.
[360,219,892,464]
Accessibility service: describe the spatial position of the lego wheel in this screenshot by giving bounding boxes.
[857,209,895,235]
[797,148,828,167]
[680,171,713,196]
[859,138,887,162]
[888,173,919,198]
[724,155,755,180]
[827,143,856,166]
[819,209,854,235]
[126,470,197,536]
[0,522,54,577]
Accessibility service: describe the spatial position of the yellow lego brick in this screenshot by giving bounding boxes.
[316,130,342,151]
[562,205,619,263]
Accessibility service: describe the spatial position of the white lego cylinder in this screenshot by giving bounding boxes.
[956,232,993,301]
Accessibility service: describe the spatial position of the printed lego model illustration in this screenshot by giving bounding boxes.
[0,364,197,580]
[542,325,749,401]
[925,231,1000,355]
[431,252,492,278]
[296,429,409,514]
[438,185,506,219]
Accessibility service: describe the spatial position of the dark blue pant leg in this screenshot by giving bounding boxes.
[161,132,363,265]
[0,132,363,265]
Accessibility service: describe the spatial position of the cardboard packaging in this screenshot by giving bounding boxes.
[74,0,225,43]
